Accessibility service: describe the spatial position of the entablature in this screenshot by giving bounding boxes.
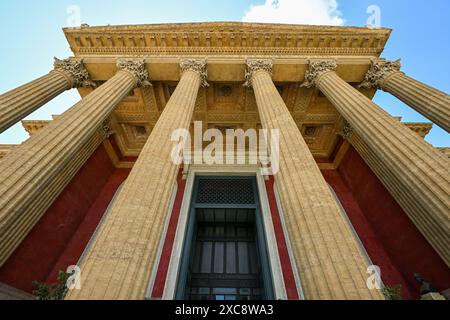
[64,22,391,57]
[75,56,381,83]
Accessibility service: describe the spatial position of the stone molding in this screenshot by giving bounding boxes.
[301,59,337,88]
[116,58,152,87]
[180,59,209,87]
[244,59,273,87]
[359,58,402,89]
[52,57,95,88]
[63,22,391,57]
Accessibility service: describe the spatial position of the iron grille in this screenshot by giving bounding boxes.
[196,178,255,205]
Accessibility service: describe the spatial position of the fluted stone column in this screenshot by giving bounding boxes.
[0,58,95,134]
[360,59,450,133]
[245,59,383,300]
[66,59,208,300]
[302,60,450,267]
[0,59,149,268]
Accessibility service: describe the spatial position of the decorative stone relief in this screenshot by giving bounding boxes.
[359,58,402,89]
[244,59,273,87]
[294,87,315,112]
[65,23,390,57]
[53,57,96,88]
[338,120,354,139]
[195,88,207,111]
[301,59,337,88]
[116,58,152,87]
[180,59,209,87]
[141,86,159,113]
[100,117,115,139]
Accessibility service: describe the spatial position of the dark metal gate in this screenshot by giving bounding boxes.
[175,176,274,300]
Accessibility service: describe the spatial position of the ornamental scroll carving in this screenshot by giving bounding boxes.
[180,59,209,87]
[244,59,273,87]
[53,57,96,88]
[359,58,402,89]
[301,60,337,88]
[116,58,151,87]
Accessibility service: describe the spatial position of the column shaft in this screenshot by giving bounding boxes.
[360,59,450,133]
[66,64,205,300]
[314,67,450,266]
[0,58,93,134]
[0,72,70,133]
[249,62,383,300]
[0,68,137,267]
[382,73,450,132]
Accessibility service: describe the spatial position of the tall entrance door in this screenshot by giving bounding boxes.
[175,176,274,300]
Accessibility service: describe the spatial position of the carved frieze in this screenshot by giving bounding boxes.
[64,23,390,56]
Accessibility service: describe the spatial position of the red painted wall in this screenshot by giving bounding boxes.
[327,146,450,299]
[151,170,186,299]
[264,177,299,300]
[0,144,130,293]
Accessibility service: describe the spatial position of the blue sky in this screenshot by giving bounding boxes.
[0,0,449,146]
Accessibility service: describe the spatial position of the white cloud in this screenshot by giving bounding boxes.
[242,0,345,26]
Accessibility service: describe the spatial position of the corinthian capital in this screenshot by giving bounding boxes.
[359,58,402,89]
[116,58,151,87]
[301,59,337,88]
[180,59,209,87]
[53,57,96,88]
[244,59,273,87]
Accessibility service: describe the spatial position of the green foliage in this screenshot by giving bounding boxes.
[32,270,71,300]
[382,284,402,300]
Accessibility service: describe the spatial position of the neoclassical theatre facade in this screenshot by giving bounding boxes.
[0,22,449,300]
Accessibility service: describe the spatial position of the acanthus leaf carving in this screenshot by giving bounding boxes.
[180,59,209,87]
[53,57,96,88]
[301,59,337,88]
[359,58,402,89]
[244,59,273,87]
[116,58,152,87]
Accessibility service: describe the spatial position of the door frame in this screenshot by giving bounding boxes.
[174,175,274,300]
[162,164,289,300]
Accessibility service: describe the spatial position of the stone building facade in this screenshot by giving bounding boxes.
[0,22,448,300]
